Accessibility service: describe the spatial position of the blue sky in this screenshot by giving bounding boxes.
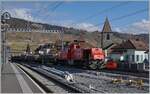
[1,0,149,34]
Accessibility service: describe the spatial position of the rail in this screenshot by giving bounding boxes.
[20,63,87,93]
[17,64,52,93]
[41,66,74,82]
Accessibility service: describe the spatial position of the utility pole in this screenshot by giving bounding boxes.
[1,29,6,64]
[60,28,64,51]
[27,11,31,55]
[101,32,103,49]
[1,12,11,71]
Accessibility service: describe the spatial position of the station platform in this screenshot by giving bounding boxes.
[1,62,43,93]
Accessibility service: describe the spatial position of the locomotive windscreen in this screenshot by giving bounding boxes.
[83,49,91,60]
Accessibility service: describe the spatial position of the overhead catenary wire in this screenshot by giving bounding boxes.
[110,17,148,32]
[41,1,64,23]
[34,2,60,19]
[87,8,148,30]
[36,1,129,29]
[20,2,63,24]
[23,1,64,33]
[70,1,130,26]
[34,3,52,18]
[51,2,64,12]
[41,1,64,50]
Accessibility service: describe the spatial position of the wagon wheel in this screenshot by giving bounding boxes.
[89,61,98,70]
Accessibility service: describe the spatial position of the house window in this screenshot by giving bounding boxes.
[141,55,143,61]
[106,34,110,40]
[125,55,129,61]
[128,55,130,61]
[132,55,134,62]
[136,55,139,61]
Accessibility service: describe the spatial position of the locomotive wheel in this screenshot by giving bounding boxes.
[82,62,88,69]
[89,60,98,70]
[97,60,106,70]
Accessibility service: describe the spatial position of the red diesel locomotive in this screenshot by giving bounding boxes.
[56,40,117,70]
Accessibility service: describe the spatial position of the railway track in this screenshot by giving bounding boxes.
[21,62,149,82]
[40,65,106,93]
[81,69,149,83]
[16,64,52,93]
[17,63,93,93]
[99,69,149,78]
[49,63,149,78]
[18,62,149,93]
[11,56,149,78]
[47,64,149,93]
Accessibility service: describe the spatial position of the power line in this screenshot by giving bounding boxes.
[51,2,63,12]
[42,1,64,23]
[70,1,130,26]
[23,2,63,23]
[34,4,51,17]
[88,8,148,29]
[34,2,59,19]
[111,17,147,29]
[111,8,148,22]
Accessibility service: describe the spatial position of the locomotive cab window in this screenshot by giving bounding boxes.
[106,34,110,40]
[76,45,80,48]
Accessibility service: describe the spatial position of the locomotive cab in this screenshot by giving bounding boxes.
[81,48,105,69]
[83,49,91,60]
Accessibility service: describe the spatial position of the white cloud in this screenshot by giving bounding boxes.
[6,8,41,22]
[46,20,73,27]
[7,8,33,21]
[122,19,150,34]
[113,27,122,32]
[113,19,150,34]
[132,19,150,32]
[46,20,99,32]
[4,8,99,32]
[73,23,99,32]
[6,8,149,34]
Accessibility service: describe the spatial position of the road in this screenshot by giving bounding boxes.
[1,62,45,93]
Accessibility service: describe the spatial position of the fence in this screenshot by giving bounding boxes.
[117,63,149,72]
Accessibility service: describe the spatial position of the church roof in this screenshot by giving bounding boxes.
[102,17,112,32]
[111,39,148,51]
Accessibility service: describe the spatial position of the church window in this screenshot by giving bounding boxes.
[106,34,110,40]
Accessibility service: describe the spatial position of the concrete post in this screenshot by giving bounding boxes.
[137,63,139,71]
[129,63,131,70]
[143,63,145,70]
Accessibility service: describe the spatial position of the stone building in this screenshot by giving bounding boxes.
[94,17,124,56]
[100,17,123,49]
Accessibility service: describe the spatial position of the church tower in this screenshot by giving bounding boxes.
[101,17,113,49]
[102,17,112,32]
